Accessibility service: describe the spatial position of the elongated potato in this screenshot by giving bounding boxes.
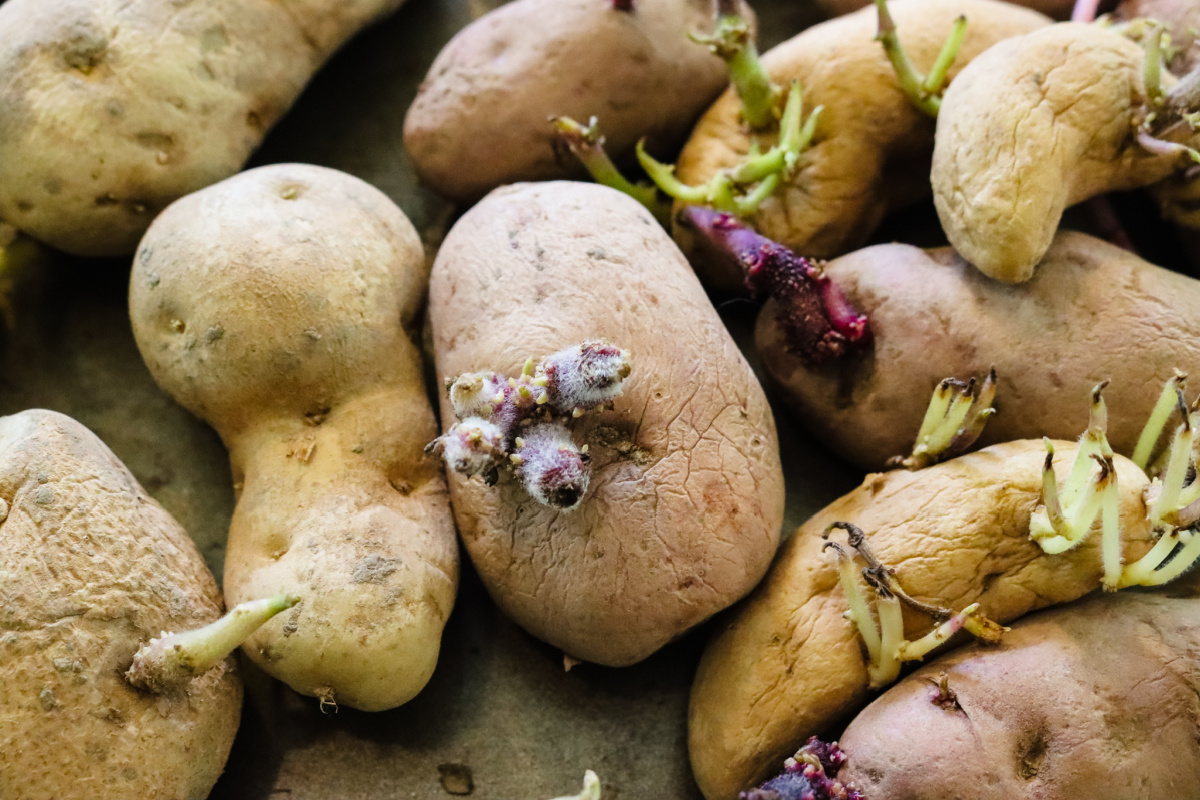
[404,0,747,205]
[688,439,1156,800]
[839,591,1200,800]
[758,231,1200,471]
[0,0,403,257]
[129,163,457,712]
[932,23,1189,282]
[429,181,785,666]
[674,0,1050,290]
[0,409,241,800]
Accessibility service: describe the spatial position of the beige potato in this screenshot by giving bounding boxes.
[129,163,457,712]
[757,231,1200,471]
[1116,0,1200,73]
[429,181,785,666]
[0,409,241,800]
[673,0,1050,291]
[814,0,1075,20]
[688,439,1157,800]
[403,0,749,205]
[839,591,1200,800]
[0,0,404,257]
[932,23,1194,282]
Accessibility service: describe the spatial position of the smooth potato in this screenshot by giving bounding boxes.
[0,409,241,800]
[688,439,1156,800]
[429,181,785,666]
[0,0,403,256]
[129,163,457,712]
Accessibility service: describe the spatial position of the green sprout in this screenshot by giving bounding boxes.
[550,116,670,224]
[874,0,967,117]
[690,0,780,130]
[890,369,997,470]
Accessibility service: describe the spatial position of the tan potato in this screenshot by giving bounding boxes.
[128,163,457,712]
[673,0,1050,291]
[1116,0,1200,73]
[931,23,1193,282]
[688,439,1157,800]
[0,409,241,800]
[813,0,1075,20]
[0,0,403,257]
[429,181,785,666]
[839,591,1200,800]
[757,231,1200,471]
[403,0,748,205]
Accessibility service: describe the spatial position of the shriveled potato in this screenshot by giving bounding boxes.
[932,23,1192,282]
[129,163,457,712]
[839,591,1200,799]
[674,0,1050,290]
[0,409,241,800]
[688,439,1157,800]
[403,0,748,205]
[0,0,403,257]
[429,181,785,666]
[757,231,1200,471]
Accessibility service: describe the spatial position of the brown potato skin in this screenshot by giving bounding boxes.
[674,0,1050,292]
[129,164,457,712]
[688,439,1156,800]
[932,23,1183,282]
[429,181,785,666]
[403,0,748,205]
[0,0,403,257]
[757,231,1200,471]
[0,409,241,800]
[839,591,1200,800]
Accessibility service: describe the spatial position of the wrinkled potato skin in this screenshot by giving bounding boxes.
[429,181,785,666]
[403,0,748,205]
[0,410,241,800]
[129,164,457,712]
[932,24,1183,283]
[0,0,403,257]
[1116,0,1200,73]
[688,439,1156,800]
[675,0,1050,291]
[840,592,1200,800]
[814,0,1074,20]
[758,232,1200,471]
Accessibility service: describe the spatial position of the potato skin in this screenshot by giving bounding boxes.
[0,409,241,800]
[429,181,785,666]
[674,0,1050,291]
[0,0,403,257]
[839,592,1200,800]
[757,231,1200,471]
[403,0,746,205]
[129,164,457,712]
[932,23,1181,282]
[688,439,1156,800]
[813,0,1074,20]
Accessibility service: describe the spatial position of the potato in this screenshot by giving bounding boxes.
[128,163,457,712]
[0,409,241,800]
[813,0,1074,21]
[428,181,785,666]
[0,0,403,257]
[687,439,1158,800]
[757,231,1200,471]
[931,23,1190,282]
[838,591,1200,799]
[403,0,747,205]
[673,0,1050,291]
[1116,0,1200,73]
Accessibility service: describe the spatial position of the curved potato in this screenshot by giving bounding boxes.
[404,0,747,204]
[674,0,1050,291]
[757,231,1200,471]
[932,23,1187,282]
[839,592,1200,800]
[0,409,241,800]
[429,181,785,666]
[688,439,1156,800]
[129,163,457,712]
[0,0,402,257]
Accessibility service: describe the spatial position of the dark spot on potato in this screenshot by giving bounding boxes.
[304,406,330,426]
[43,179,62,195]
[246,110,263,131]
[351,554,400,584]
[390,478,413,495]
[1016,730,1048,780]
[62,31,108,74]
[437,763,475,795]
[122,767,138,781]
[280,184,304,200]
[15,201,32,213]
[281,620,298,637]
[95,194,120,207]
[204,325,225,343]
[35,486,55,506]
[168,319,185,334]
[38,686,58,710]
[587,247,608,260]
[135,132,174,151]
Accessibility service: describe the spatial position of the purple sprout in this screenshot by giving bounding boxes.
[681,206,870,364]
[613,0,635,10]
[741,738,865,800]
[427,341,632,510]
